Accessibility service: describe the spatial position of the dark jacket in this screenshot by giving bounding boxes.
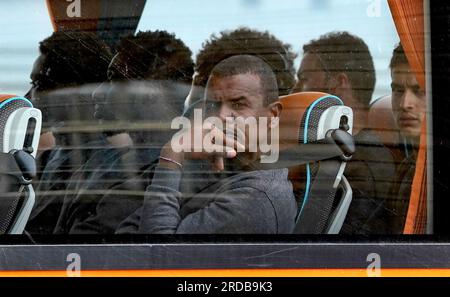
[61,157,213,234]
[65,160,156,234]
[52,147,160,234]
[384,153,417,234]
[341,128,396,234]
[26,138,108,234]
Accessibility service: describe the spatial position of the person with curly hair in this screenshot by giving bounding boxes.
[26,31,113,234]
[107,30,194,84]
[184,27,296,113]
[51,30,194,234]
[94,30,194,128]
[27,31,112,98]
[27,31,113,148]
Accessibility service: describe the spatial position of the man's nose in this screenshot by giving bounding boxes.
[218,104,233,121]
[400,89,416,110]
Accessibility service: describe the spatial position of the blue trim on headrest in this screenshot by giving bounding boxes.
[0,97,33,109]
[302,95,343,145]
[296,95,343,221]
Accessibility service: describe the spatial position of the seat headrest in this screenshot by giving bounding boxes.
[0,94,41,157]
[278,92,353,150]
[369,94,395,127]
[368,94,400,146]
[0,94,19,101]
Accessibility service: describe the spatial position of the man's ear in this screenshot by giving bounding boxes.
[268,101,282,127]
[332,73,351,92]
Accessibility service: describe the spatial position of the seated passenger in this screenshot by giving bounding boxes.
[116,55,297,234]
[293,32,396,234]
[184,27,297,114]
[25,31,112,234]
[386,44,426,233]
[52,31,194,234]
[57,81,191,234]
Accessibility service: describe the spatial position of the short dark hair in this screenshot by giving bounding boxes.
[37,31,112,91]
[115,30,194,83]
[303,31,376,107]
[389,43,409,69]
[209,55,278,105]
[196,27,296,96]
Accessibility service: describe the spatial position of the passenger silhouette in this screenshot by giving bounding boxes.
[385,44,427,234]
[184,27,297,115]
[117,55,296,234]
[53,30,194,234]
[26,31,112,234]
[294,32,396,234]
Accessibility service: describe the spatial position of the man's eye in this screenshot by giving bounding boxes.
[415,89,426,97]
[206,101,219,110]
[231,102,244,109]
[392,87,404,95]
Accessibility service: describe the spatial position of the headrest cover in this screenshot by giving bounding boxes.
[279,92,343,148]
[0,95,34,147]
[368,95,400,146]
[369,95,394,128]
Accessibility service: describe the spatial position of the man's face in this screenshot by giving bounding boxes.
[92,81,130,123]
[391,63,426,139]
[293,53,329,93]
[205,73,270,120]
[204,73,274,155]
[92,53,130,123]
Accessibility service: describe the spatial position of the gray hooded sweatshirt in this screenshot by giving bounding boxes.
[116,165,297,234]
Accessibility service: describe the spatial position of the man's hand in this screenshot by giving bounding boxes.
[159,123,245,172]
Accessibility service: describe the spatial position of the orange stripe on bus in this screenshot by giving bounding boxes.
[0,269,450,277]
